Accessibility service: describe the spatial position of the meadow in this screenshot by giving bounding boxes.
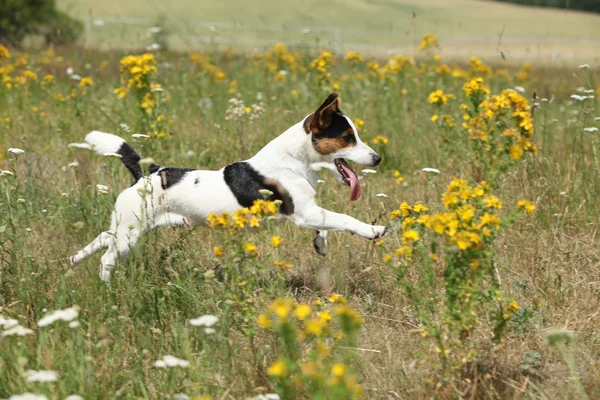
[0,35,599,399]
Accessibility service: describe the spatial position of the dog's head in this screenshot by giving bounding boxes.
[305,93,381,201]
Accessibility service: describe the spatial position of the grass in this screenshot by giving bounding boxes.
[55,0,600,62]
[0,40,600,399]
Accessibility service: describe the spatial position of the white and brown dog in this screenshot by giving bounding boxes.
[70,93,387,281]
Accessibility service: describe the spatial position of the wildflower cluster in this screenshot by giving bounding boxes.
[419,33,439,51]
[258,295,363,399]
[207,199,279,233]
[225,96,266,123]
[310,50,335,87]
[190,52,227,82]
[262,43,300,75]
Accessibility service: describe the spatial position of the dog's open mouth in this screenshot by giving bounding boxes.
[335,158,361,201]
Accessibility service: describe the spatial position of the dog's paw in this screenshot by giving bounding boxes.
[368,225,388,240]
[69,254,79,267]
[313,230,328,256]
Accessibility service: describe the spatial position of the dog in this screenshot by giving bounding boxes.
[70,93,388,281]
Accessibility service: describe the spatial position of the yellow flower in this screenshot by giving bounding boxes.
[267,360,287,377]
[431,114,439,122]
[483,195,502,209]
[331,363,346,377]
[419,33,439,51]
[291,89,299,99]
[400,202,412,216]
[0,45,10,59]
[305,318,325,336]
[271,235,282,248]
[244,243,257,255]
[328,293,347,304]
[213,246,223,257]
[345,51,364,63]
[354,118,365,129]
[396,246,412,256]
[257,314,272,328]
[517,200,535,215]
[510,144,523,160]
[79,76,93,88]
[383,254,392,263]
[402,230,419,242]
[318,310,331,323]
[274,260,292,270]
[269,298,294,320]
[295,304,311,320]
[413,204,429,213]
[372,135,389,145]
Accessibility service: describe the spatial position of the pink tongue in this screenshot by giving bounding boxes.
[339,162,361,201]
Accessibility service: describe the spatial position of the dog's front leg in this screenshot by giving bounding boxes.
[292,206,387,239]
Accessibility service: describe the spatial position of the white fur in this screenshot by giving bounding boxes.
[85,131,126,155]
[71,115,387,282]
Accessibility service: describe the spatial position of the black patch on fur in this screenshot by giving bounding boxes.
[194,177,200,186]
[117,142,143,182]
[149,164,161,174]
[223,162,294,215]
[314,113,356,144]
[157,168,193,190]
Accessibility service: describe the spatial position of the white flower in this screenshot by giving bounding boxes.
[149,26,162,34]
[584,127,598,132]
[584,89,595,94]
[189,314,218,327]
[132,134,150,139]
[147,43,161,51]
[66,67,74,75]
[514,86,525,93]
[173,394,189,400]
[256,92,264,101]
[0,316,18,329]
[186,150,195,158]
[68,162,80,168]
[317,179,325,184]
[578,64,590,69]
[68,143,91,150]
[8,148,25,155]
[560,191,567,196]
[2,325,34,337]
[120,123,131,132]
[595,117,600,121]
[278,70,289,76]
[9,393,48,400]
[151,86,164,93]
[1,170,14,176]
[65,395,84,400]
[361,169,377,174]
[103,152,122,158]
[571,94,592,101]
[203,328,216,335]
[70,74,82,81]
[376,193,388,198]
[93,19,105,26]
[258,189,273,198]
[37,306,79,327]
[139,157,156,165]
[422,168,440,174]
[23,370,59,383]
[69,321,80,328]
[154,355,190,368]
[247,394,280,400]
[96,184,109,192]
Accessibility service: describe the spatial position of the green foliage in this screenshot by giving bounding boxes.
[0,0,81,47]
[494,0,600,13]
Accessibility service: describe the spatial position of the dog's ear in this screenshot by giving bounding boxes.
[310,93,341,134]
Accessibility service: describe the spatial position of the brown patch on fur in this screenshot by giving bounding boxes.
[304,114,313,134]
[313,137,353,155]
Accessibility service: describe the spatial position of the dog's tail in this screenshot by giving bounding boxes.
[84,131,143,182]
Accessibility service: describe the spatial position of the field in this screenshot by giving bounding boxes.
[56,0,600,62]
[1,34,600,399]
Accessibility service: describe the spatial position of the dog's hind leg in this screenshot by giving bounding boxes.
[99,226,142,282]
[313,230,328,256]
[70,231,113,266]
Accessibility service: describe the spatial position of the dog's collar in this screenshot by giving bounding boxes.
[303,114,313,134]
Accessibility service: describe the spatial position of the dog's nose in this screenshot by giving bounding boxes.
[371,154,382,166]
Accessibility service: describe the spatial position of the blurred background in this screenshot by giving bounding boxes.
[2,0,600,64]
